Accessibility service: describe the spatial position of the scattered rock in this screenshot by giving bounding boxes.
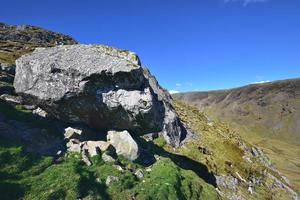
[64,127,83,140]
[66,139,82,153]
[235,172,246,183]
[251,146,273,169]
[14,44,187,147]
[32,107,48,118]
[134,169,144,179]
[113,165,124,172]
[81,150,91,166]
[0,94,22,104]
[215,175,239,191]
[248,185,254,194]
[145,168,152,172]
[106,176,119,186]
[23,105,36,110]
[107,130,139,161]
[96,178,101,183]
[142,132,158,142]
[101,152,115,163]
[267,173,299,200]
[81,141,111,157]
[198,145,211,155]
[154,154,160,160]
[56,150,62,156]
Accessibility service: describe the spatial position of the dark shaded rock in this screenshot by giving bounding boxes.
[14,44,186,147]
[0,116,63,155]
[0,63,16,74]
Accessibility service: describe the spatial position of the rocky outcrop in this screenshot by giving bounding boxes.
[0,22,77,64]
[14,44,186,147]
[107,130,139,161]
[0,23,76,45]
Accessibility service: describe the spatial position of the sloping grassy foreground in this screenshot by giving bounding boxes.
[170,101,296,200]
[0,100,217,200]
[0,135,217,200]
[0,98,295,200]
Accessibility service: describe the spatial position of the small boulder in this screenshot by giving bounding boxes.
[81,150,91,166]
[113,165,124,171]
[64,127,82,140]
[101,152,115,163]
[81,141,111,157]
[0,94,22,104]
[66,139,81,153]
[107,130,139,161]
[32,107,48,118]
[106,176,119,186]
[134,169,144,179]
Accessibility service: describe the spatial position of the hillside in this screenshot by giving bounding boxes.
[173,78,300,192]
[0,22,77,64]
[0,22,298,200]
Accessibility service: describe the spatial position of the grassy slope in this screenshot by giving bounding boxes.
[0,99,218,200]
[173,79,300,192]
[0,23,77,64]
[173,101,295,200]
[0,97,295,199]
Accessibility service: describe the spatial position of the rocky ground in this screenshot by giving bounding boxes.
[0,22,299,200]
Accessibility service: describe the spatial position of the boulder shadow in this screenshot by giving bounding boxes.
[135,138,217,188]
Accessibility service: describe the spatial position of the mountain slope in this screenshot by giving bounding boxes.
[173,78,300,192]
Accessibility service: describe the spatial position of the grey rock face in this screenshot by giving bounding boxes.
[215,175,239,191]
[107,130,139,161]
[14,44,186,147]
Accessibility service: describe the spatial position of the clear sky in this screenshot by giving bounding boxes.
[1,0,300,92]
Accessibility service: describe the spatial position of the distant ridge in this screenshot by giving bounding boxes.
[173,77,300,191]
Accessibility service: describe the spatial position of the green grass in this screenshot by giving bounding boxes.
[172,101,295,199]
[0,100,62,138]
[0,136,218,200]
[0,137,54,200]
[0,95,294,199]
[133,157,217,200]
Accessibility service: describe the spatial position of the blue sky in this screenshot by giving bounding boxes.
[1,0,300,92]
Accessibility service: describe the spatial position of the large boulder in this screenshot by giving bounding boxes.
[14,44,186,147]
